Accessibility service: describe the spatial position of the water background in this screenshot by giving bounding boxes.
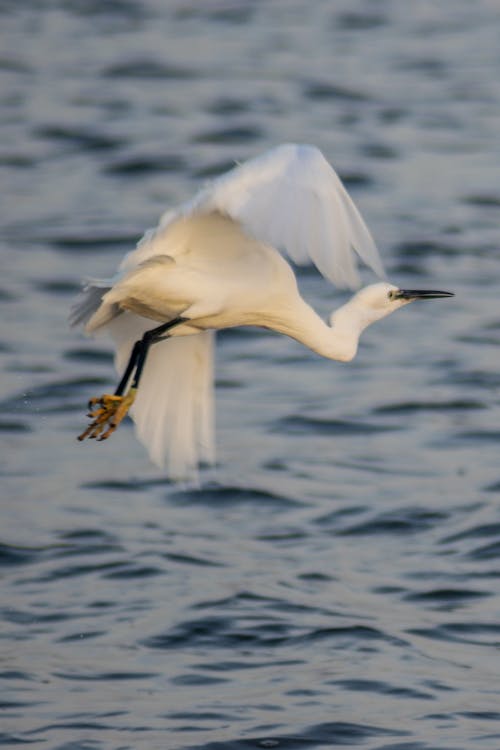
[2,2,500,748]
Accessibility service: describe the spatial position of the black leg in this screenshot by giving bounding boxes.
[115,316,186,395]
[114,341,141,396]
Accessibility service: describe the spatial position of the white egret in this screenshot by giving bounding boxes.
[71,143,453,478]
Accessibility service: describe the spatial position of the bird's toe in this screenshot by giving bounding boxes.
[78,391,136,443]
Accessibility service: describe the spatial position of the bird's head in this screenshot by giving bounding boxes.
[352,281,453,317]
[330,282,454,331]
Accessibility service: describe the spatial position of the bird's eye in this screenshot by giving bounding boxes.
[388,290,396,300]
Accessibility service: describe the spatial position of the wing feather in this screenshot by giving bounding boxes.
[106,313,215,479]
[185,143,384,288]
[119,143,384,288]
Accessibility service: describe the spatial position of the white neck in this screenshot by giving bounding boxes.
[269,296,372,363]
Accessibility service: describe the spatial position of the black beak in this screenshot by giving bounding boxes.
[395,289,455,300]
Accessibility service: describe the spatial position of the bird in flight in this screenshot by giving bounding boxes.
[71,143,453,478]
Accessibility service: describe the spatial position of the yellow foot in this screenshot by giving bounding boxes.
[77,389,137,442]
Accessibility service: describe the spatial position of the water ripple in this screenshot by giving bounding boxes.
[103,59,196,79]
[185,720,404,749]
[169,484,303,508]
[337,508,448,537]
[274,415,399,436]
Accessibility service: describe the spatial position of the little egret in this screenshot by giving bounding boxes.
[71,143,453,478]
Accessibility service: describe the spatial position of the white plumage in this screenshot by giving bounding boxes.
[118,143,384,286]
[72,143,451,478]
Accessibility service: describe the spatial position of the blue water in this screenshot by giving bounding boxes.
[1,2,500,748]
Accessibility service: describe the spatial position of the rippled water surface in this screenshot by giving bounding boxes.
[2,2,500,748]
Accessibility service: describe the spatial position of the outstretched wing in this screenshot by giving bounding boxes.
[120,144,384,288]
[183,143,384,289]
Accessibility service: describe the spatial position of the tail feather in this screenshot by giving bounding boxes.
[69,281,113,329]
